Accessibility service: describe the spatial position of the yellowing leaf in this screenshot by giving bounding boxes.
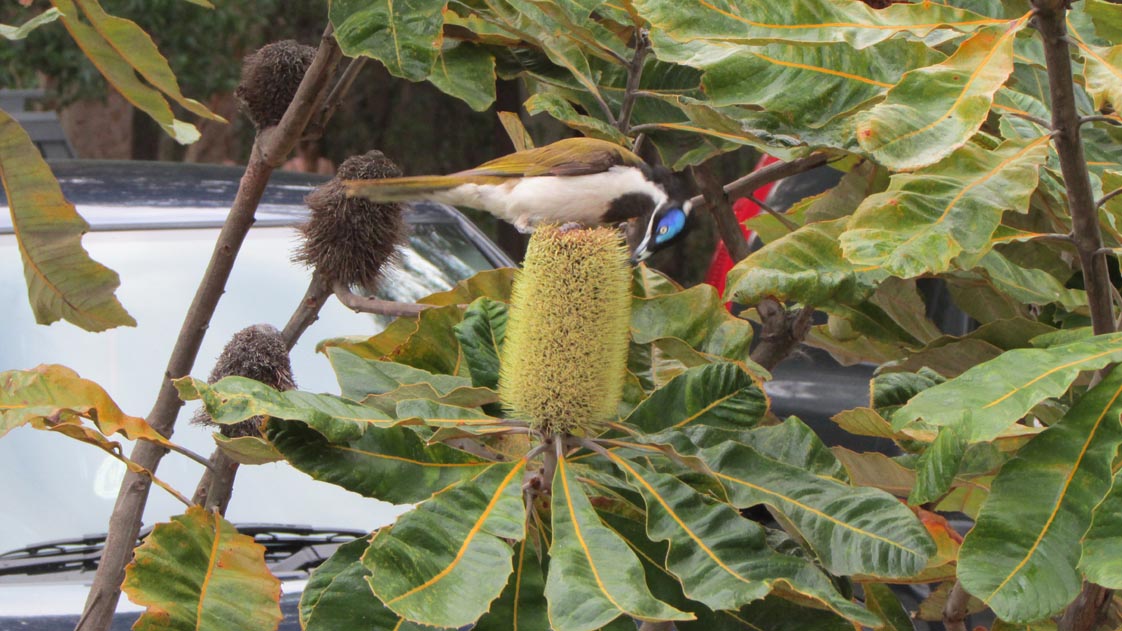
[0,108,134,331]
[841,136,1050,277]
[123,507,282,631]
[857,20,1027,170]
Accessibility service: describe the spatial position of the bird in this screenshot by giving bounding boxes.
[344,137,692,263]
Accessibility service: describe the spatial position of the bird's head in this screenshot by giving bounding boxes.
[632,166,692,264]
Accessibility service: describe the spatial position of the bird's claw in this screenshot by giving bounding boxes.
[559,222,584,233]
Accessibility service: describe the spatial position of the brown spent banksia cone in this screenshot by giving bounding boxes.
[499,225,631,435]
[191,324,295,437]
[293,151,408,292]
[235,40,316,130]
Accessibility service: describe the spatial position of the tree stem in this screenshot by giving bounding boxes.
[1033,1,1116,627]
[686,152,829,213]
[76,25,343,631]
[942,581,969,631]
[1034,0,1115,336]
[690,161,750,263]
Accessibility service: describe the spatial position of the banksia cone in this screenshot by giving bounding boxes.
[235,40,316,130]
[192,324,296,438]
[499,226,631,434]
[293,151,408,292]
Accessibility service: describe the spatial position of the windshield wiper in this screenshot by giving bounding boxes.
[0,525,366,578]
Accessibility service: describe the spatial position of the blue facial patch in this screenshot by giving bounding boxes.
[654,208,686,244]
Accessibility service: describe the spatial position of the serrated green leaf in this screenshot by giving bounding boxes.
[430,42,497,111]
[454,297,508,390]
[1084,0,1122,42]
[841,136,1049,277]
[864,582,915,631]
[635,0,1004,48]
[548,457,692,631]
[627,337,713,393]
[213,434,282,465]
[1,7,61,39]
[892,332,1122,442]
[1080,468,1122,588]
[609,454,878,626]
[726,217,889,308]
[331,0,446,81]
[300,537,448,631]
[122,506,280,631]
[327,347,472,402]
[701,442,934,577]
[909,427,967,505]
[365,461,527,627]
[474,536,550,631]
[525,92,628,143]
[971,250,1086,310]
[175,376,395,442]
[958,366,1122,622]
[266,418,491,504]
[656,36,942,130]
[678,596,855,631]
[743,417,850,482]
[631,283,757,362]
[623,362,767,435]
[857,21,1026,170]
[1,109,135,330]
[1077,39,1122,112]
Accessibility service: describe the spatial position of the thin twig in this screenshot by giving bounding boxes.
[616,29,650,134]
[941,581,970,631]
[691,161,751,262]
[77,25,344,631]
[444,437,508,461]
[749,193,799,233]
[578,436,615,459]
[1079,114,1122,127]
[686,152,830,213]
[1097,186,1122,208]
[139,437,214,472]
[333,282,430,317]
[304,57,368,141]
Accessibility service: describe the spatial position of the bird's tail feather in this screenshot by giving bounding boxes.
[345,175,490,201]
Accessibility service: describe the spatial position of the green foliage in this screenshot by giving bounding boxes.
[181,266,934,629]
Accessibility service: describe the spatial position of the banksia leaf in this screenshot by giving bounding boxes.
[499,226,630,434]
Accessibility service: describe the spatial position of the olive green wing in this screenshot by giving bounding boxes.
[462,137,644,178]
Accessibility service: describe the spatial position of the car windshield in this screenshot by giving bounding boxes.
[0,222,498,555]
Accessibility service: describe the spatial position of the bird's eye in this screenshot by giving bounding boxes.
[653,208,687,245]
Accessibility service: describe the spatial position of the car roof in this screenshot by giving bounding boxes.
[0,160,463,233]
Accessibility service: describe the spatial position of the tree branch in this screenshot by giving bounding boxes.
[749,299,815,371]
[1034,1,1116,626]
[942,581,970,631]
[686,152,829,212]
[690,161,750,262]
[617,29,649,134]
[1034,0,1115,338]
[77,25,343,631]
[1097,186,1122,209]
[282,269,333,350]
[1079,114,1122,127]
[332,282,431,317]
[304,56,367,141]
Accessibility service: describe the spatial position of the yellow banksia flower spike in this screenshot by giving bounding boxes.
[499,226,631,435]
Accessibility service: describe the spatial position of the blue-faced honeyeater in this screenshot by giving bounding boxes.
[344,137,692,262]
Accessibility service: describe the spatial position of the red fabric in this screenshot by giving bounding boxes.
[703,154,782,297]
